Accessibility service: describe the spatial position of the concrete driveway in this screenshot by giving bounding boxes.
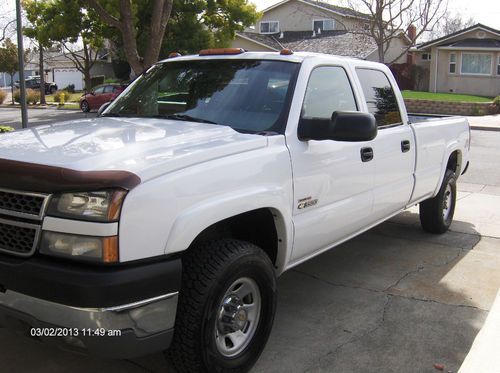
[0,130,499,373]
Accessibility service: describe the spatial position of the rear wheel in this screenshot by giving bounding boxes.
[419,169,457,233]
[168,239,277,373]
[50,86,57,94]
[80,100,90,112]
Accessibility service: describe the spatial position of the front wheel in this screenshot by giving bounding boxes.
[168,239,277,373]
[419,169,457,233]
[80,100,90,112]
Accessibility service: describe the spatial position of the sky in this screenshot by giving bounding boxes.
[251,0,500,29]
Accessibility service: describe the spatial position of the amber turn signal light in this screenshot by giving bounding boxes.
[280,49,294,55]
[199,48,245,56]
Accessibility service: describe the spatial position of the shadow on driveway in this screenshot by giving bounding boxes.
[1,210,495,373]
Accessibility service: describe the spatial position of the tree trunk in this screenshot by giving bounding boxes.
[39,47,46,105]
[378,44,385,64]
[84,65,92,92]
[10,73,14,104]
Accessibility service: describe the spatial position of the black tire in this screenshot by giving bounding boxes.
[419,169,457,234]
[80,100,90,112]
[50,86,57,94]
[168,239,277,373]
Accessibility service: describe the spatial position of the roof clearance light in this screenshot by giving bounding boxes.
[280,49,294,55]
[168,52,182,58]
[199,48,245,56]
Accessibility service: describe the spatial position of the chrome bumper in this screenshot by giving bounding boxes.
[0,289,178,358]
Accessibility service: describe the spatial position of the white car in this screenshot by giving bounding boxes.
[0,49,469,372]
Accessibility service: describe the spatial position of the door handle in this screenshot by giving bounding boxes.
[401,140,411,153]
[360,147,374,162]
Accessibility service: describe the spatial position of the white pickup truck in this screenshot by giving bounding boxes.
[0,50,470,372]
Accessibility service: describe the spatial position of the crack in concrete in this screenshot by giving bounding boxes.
[384,249,464,292]
[293,245,486,313]
[304,295,393,372]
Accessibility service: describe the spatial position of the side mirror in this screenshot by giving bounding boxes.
[298,111,377,142]
[97,101,112,116]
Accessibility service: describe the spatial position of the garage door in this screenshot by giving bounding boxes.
[53,68,84,91]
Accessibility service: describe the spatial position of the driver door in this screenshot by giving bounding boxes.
[287,66,376,262]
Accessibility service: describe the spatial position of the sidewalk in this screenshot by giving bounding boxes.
[467,115,500,131]
[459,289,500,373]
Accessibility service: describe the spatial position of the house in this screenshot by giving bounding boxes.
[414,24,500,97]
[0,47,115,90]
[230,0,411,63]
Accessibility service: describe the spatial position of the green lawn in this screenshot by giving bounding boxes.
[402,91,493,103]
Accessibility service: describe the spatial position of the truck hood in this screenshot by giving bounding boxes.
[0,117,268,183]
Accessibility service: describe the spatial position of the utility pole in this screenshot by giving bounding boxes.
[15,0,28,128]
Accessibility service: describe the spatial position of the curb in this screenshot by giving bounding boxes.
[470,126,500,132]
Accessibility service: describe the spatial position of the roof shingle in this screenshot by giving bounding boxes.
[237,30,377,59]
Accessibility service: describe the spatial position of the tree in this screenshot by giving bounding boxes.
[86,0,259,75]
[0,39,19,104]
[432,11,475,38]
[23,0,107,91]
[348,0,448,64]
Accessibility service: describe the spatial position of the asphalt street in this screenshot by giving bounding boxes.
[0,107,97,129]
[0,108,498,373]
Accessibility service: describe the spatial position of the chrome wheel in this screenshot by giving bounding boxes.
[442,183,453,221]
[215,277,261,357]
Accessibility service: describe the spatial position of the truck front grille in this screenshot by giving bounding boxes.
[0,188,48,257]
[0,218,40,256]
[0,189,48,220]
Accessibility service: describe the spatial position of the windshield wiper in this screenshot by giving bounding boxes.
[164,114,218,125]
[101,112,127,117]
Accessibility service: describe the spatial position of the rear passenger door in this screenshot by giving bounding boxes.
[355,68,415,220]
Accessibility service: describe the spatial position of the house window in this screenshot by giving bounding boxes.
[461,53,492,75]
[497,56,500,75]
[449,53,456,74]
[260,21,279,34]
[421,53,431,61]
[313,19,335,32]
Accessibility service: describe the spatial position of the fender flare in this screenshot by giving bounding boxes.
[433,143,462,197]
[164,188,293,273]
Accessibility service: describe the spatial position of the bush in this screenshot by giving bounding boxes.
[0,90,6,104]
[104,78,120,84]
[13,89,20,103]
[63,84,75,93]
[26,89,40,104]
[53,90,70,104]
[0,126,14,133]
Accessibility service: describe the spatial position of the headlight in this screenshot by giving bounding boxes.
[40,231,118,263]
[47,190,127,222]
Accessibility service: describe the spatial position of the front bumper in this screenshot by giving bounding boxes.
[0,255,182,358]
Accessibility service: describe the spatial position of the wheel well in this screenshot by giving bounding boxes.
[191,208,279,265]
[447,151,460,174]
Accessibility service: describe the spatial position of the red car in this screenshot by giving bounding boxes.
[79,84,126,112]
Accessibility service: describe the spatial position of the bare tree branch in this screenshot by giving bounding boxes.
[348,0,447,64]
[86,0,121,29]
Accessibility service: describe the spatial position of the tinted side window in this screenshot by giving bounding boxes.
[356,68,402,127]
[94,86,105,94]
[301,66,357,119]
[104,85,114,93]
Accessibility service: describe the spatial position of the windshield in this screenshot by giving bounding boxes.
[104,59,299,134]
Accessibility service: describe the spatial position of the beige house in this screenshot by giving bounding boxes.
[415,24,500,97]
[231,0,411,63]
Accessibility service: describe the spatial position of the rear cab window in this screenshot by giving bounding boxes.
[355,68,402,127]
